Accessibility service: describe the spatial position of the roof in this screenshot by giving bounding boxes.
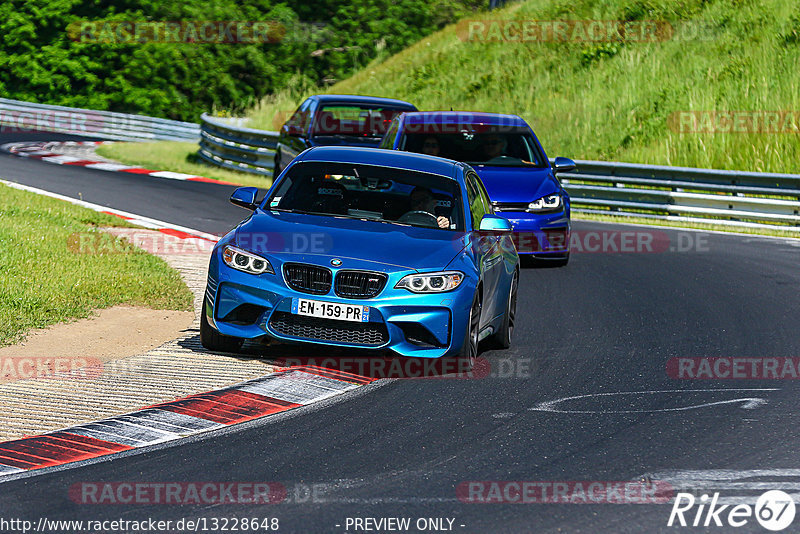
[311,94,417,110]
[297,146,460,178]
[400,111,529,128]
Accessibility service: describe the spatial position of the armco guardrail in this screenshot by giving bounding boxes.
[0,98,199,142]
[197,114,800,231]
[563,161,800,231]
[197,113,278,176]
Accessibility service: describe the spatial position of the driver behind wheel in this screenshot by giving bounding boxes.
[398,186,450,229]
[480,134,507,161]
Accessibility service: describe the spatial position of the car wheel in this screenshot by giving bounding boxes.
[491,269,518,349]
[200,304,244,353]
[456,292,482,371]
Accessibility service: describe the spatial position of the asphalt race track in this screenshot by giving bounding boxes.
[2,134,800,533]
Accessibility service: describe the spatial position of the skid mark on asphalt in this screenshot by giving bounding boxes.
[640,469,800,505]
[528,389,778,414]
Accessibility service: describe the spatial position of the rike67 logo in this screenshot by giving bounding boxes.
[668,490,796,531]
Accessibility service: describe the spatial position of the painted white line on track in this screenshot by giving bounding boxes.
[0,179,220,241]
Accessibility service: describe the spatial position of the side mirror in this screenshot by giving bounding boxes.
[230,187,259,210]
[478,214,513,232]
[553,157,576,174]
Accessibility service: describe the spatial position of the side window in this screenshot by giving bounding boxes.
[285,99,311,134]
[379,118,400,149]
[465,173,487,229]
[475,177,494,215]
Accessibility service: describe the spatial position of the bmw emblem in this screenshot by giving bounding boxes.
[331,258,342,267]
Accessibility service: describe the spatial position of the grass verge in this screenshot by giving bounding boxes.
[0,184,193,346]
[96,142,273,189]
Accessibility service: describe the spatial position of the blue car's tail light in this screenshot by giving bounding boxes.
[395,271,464,293]
[527,194,562,212]
[223,246,274,275]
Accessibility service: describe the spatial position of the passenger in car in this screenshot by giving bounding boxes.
[421,136,441,156]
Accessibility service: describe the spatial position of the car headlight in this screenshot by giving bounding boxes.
[395,271,464,293]
[222,245,274,275]
[527,194,562,212]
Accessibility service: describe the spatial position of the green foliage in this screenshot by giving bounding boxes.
[296,0,800,173]
[0,0,480,121]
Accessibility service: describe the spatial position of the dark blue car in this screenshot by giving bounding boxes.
[201,147,519,365]
[380,111,576,265]
[274,94,417,177]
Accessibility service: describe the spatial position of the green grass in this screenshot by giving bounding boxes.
[0,184,193,346]
[247,0,800,174]
[96,142,273,189]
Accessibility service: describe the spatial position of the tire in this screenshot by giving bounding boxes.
[200,304,244,353]
[456,292,482,371]
[491,269,518,349]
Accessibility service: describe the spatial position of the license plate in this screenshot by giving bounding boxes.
[291,298,370,323]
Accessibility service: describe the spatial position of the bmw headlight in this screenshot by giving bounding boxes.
[222,245,274,275]
[395,271,464,293]
[527,194,562,212]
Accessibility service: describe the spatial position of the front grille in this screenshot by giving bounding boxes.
[492,201,529,212]
[283,263,332,295]
[334,270,387,299]
[269,312,388,346]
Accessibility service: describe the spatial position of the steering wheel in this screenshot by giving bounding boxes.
[399,210,439,227]
[484,155,518,164]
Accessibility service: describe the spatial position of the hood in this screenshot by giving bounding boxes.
[234,211,467,272]
[472,166,559,203]
[309,136,382,148]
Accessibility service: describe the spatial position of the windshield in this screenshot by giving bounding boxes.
[266,161,464,231]
[311,105,410,139]
[401,129,547,167]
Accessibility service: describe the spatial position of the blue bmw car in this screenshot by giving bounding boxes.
[380,112,576,265]
[201,146,519,364]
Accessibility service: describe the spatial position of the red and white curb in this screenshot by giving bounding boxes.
[1,140,237,185]
[0,180,379,477]
[0,365,375,476]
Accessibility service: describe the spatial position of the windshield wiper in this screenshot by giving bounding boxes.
[269,207,311,214]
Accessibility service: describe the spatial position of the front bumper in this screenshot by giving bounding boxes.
[205,252,476,359]
[500,210,571,256]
